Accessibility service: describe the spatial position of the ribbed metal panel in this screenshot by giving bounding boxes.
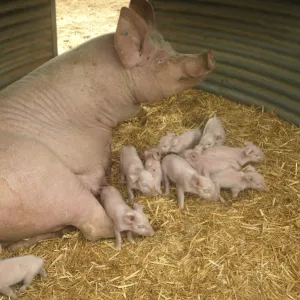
[150,0,300,126]
[0,0,57,90]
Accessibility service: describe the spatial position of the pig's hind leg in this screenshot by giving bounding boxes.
[19,271,38,293]
[0,286,17,300]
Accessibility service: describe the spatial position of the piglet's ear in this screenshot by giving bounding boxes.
[191,174,201,187]
[129,173,139,183]
[124,212,136,224]
[190,151,199,161]
[153,151,161,160]
[244,147,253,156]
[129,0,156,27]
[115,7,153,69]
[133,203,144,213]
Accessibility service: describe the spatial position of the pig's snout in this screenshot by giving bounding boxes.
[148,228,155,236]
[264,185,269,192]
[206,50,216,70]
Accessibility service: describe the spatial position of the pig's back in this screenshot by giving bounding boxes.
[163,154,195,180]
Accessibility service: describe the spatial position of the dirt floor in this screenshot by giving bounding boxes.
[1,1,300,300]
[56,0,129,54]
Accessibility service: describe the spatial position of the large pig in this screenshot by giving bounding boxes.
[100,186,155,251]
[120,145,157,202]
[161,154,221,209]
[210,165,269,198]
[0,245,47,299]
[0,0,215,250]
[199,115,225,149]
[144,148,163,194]
[183,147,241,177]
[158,129,202,154]
[202,141,265,167]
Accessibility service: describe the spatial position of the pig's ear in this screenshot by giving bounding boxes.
[129,0,156,27]
[244,147,253,156]
[115,7,153,69]
[129,173,139,183]
[190,151,199,161]
[245,165,256,172]
[171,138,179,147]
[244,174,253,183]
[124,211,136,224]
[133,203,144,213]
[190,174,201,187]
[153,151,161,160]
[244,141,253,146]
[146,160,152,167]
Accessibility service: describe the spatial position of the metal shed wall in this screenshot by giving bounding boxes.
[150,0,300,126]
[0,0,57,90]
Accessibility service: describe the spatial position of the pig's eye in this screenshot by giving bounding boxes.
[256,154,260,158]
[153,169,156,172]
[142,183,148,188]
[138,225,146,229]
[203,189,209,193]
[157,57,168,64]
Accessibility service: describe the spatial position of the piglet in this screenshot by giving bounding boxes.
[202,141,265,167]
[144,147,163,194]
[161,154,221,209]
[158,129,202,154]
[210,165,269,198]
[183,147,241,177]
[0,245,47,300]
[100,185,155,251]
[199,115,225,149]
[120,145,157,202]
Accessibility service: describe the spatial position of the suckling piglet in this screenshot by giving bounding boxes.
[0,245,47,300]
[100,185,155,251]
[144,148,163,194]
[120,145,157,202]
[199,115,225,149]
[183,147,241,177]
[202,141,265,167]
[158,130,202,154]
[210,165,269,198]
[161,154,222,209]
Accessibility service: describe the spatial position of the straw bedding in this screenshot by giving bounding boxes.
[1,89,299,300]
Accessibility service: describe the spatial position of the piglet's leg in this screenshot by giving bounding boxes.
[19,273,36,293]
[0,287,17,300]
[39,268,47,279]
[176,184,185,209]
[114,228,122,251]
[121,168,125,184]
[127,186,135,203]
[127,231,136,244]
[231,188,240,198]
[163,173,170,195]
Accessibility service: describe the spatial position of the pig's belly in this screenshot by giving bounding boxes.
[36,125,113,175]
[0,132,83,241]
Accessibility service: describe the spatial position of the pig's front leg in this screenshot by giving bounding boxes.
[176,184,185,209]
[0,287,17,300]
[163,173,170,195]
[121,169,125,184]
[114,227,122,251]
[231,188,241,198]
[213,181,226,203]
[127,231,136,244]
[127,184,135,203]
[19,272,36,293]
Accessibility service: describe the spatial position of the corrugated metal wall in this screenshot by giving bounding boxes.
[150,0,300,126]
[0,0,57,90]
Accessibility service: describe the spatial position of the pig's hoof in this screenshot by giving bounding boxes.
[115,245,121,251]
